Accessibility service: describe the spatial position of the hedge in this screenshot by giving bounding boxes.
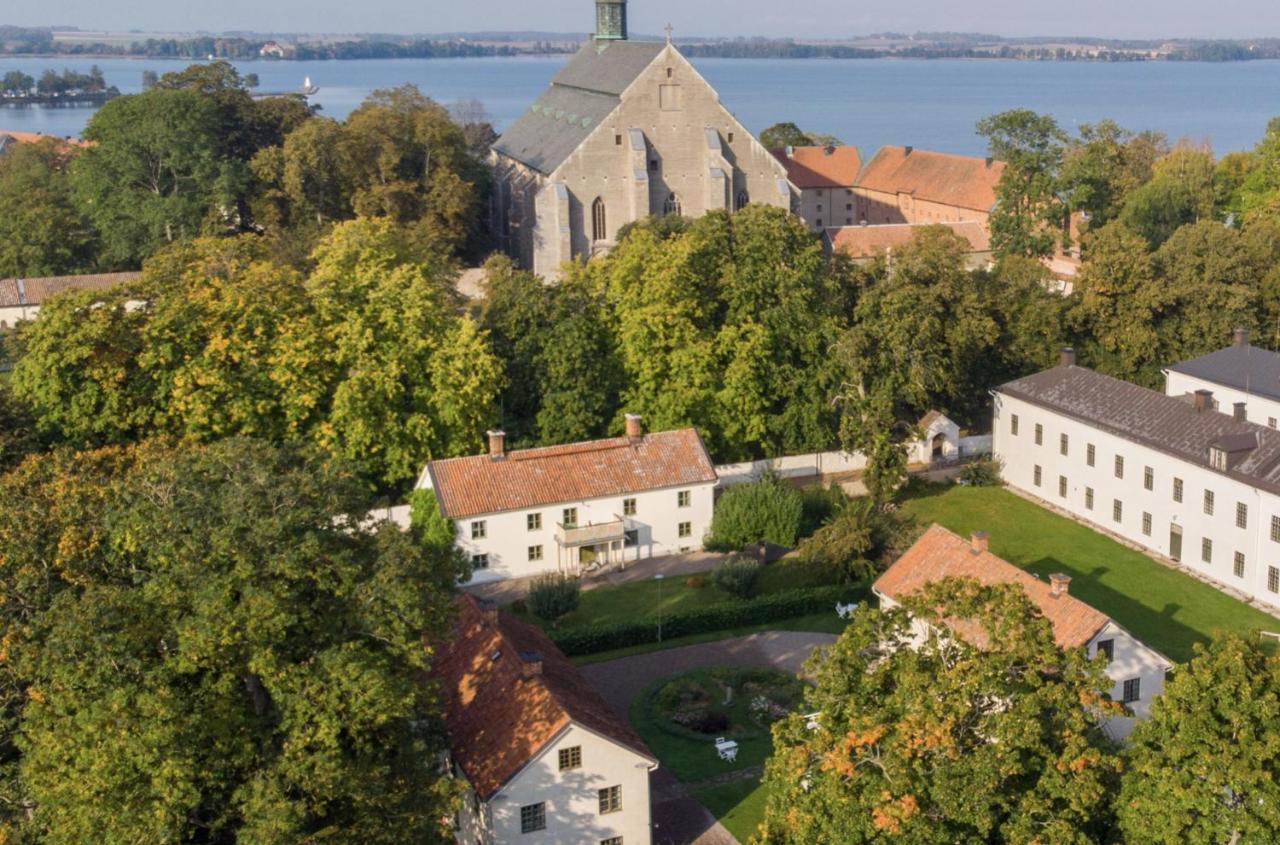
[548,583,867,656]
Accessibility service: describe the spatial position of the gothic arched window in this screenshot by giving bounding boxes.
[663,192,682,216]
[592,196,607,242]
[735,190,750,211]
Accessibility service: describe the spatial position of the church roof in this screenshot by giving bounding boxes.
[493,39,666,175]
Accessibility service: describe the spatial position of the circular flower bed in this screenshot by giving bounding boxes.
[649,667,804,742]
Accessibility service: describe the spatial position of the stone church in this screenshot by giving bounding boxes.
[491,0,792,277]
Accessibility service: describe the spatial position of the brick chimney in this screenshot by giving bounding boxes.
[985,156,994,168]
[625,413,644,443]
[477,598,499,624]
[1049,573,1072,598]
[487,430,506,459]
[1193,390,1214,413]
[970,531,990,554]
[519,651,544,678]
[1235,402,1248,422]
[904,145,914,156]
[1059,347,1077,368]
[1234,327,1250,348]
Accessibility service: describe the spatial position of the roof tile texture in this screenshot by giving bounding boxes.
[857,146,1004,212]
[427,428,718,520]
[826,220,990,257]
[773,145,862,188]
[431,595,652,799]
[874,524,1110,649]
[0,272,140,308]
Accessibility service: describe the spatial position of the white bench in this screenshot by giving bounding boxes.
[714,737,739,762]
[836,601,860,619]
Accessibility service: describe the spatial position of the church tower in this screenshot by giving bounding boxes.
[595,0,628,41]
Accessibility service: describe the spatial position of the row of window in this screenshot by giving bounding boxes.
[469,492,695,541]
[1035,464,1280,594]
[468,523,694,570]
[520,787,623,834]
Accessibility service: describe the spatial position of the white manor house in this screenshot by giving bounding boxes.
[994,338,1280,616]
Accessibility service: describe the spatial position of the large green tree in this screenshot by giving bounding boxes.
[0,139,98,277]
[0,439,463,844]
[757,579,1123,844]
[977,109,1069,258]
[1117,635,1280,844]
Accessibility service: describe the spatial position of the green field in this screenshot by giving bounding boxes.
[902,482,1280,663]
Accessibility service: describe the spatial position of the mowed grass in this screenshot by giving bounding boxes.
[571,612,848,666]
[901,482,1280,663]
[693,779,770,844]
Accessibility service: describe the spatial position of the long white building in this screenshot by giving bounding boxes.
[418,415,718,583]
[1164,328,1280,430]
[994,349,1280,616]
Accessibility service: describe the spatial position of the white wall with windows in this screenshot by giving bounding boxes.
[445,481,716,584]
[994,392,1280,615]
[454,722,654,845]
[1085,621,1169,740]
[1165,369,1280,431]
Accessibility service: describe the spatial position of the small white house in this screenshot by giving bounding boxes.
[418,416,718,583]
[874,524,1171,740]
[1164,328,1280,430]
[434,594,657,845]
[994,348,1280,615]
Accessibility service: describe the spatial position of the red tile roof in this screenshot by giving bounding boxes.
[426,428,718,520]
[0,272,140,308]
[874,524,1110,649]
[432,595,653,799]
[825,221,990,258]
[772,145,862,189]
[0,131,88,149]
[857,146,1004,212]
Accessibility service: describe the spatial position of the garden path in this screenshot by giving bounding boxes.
[581,632,838,845]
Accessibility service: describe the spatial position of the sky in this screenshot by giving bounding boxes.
[14,0,1280,40]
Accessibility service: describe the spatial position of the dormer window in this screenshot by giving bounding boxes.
[1210,447,1228,471]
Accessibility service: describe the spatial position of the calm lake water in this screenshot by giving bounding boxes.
[2,54,1279,155]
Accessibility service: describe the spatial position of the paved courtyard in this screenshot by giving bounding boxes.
[581,632,839,845]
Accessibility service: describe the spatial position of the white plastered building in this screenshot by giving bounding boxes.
[1163,328,1280,430]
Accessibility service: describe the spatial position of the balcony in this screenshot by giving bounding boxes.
[556,518,627,548]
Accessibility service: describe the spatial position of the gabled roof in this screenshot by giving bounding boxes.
[0,272,141,308]
[432,595,653,799]
[857,146,1004,212]
[874,524,1111,649]
[1166,341,1280,403]
[772,145,861,189]
[426,428,718,520]
[0,130,87,149]
[997,364,1280,497]
[825,220,990,258]
[493,39,666,175]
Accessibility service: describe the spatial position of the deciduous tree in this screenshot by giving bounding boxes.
[978,109,1068,258]
[0,139,98,277]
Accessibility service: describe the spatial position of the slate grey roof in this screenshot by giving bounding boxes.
[997,365,1280,496]
[1166,343,1280,403]
[493,39,666,175]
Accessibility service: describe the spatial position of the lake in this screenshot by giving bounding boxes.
[2,54,1279,155]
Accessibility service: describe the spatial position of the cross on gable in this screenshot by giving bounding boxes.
[665,23,674,44]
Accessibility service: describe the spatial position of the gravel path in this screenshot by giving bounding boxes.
[581,632,839,845]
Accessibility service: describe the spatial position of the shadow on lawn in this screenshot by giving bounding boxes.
[1029,556,1202,662]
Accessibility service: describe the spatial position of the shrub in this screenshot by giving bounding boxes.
[527,573,580,623]
[408,488,455,549]
[549,584,865,656]
[685,575,707,589]
[711,555,762,599]
[706,473,803,551]
[957,457,1004,487]
[799,484,851,539]
[797,498,912,583]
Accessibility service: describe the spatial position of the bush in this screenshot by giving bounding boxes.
[527,573,581,623]
[706,473,803,552]
[796,497,912,583]
[685,575,708,589]
[408,488,455,549]
[799,484,851,539]
[711,555,762,599]
[957,457,1004,487]
[549,584,865,656]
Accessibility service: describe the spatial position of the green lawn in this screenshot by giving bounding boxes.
[902,482,1280,663]
[571,612,848,666]
[693,779,769,844]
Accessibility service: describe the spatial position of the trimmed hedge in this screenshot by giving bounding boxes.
[549,583,866,656]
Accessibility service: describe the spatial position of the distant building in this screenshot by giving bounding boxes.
[491,0,792,277]
[1164,329,1280,430]
[0,272,141,330]
[0,130,87,158]
[823,220,992,269]
[875,524,1171,739]
[853,145,1004,227]
[995,347,1280,616]
[416,415,718,584]
[435,594,657,844]
[258,40,290,58]
[772,144,862,232]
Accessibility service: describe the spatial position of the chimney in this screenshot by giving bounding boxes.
[1049,573,1072,598]
[970,531,990,554]
[1194,390,1214,413]
[1234,327,1250,348]
[785,145,794,158]
[985,156,994,168]
[824,144,836,156]
[519,651,544,678]
[487,429,506,459]
[1059,347,1077,368]
[904,145,913,156]
[625,413,644,443]
[1235,402,1248,422]
[477,599,499,624]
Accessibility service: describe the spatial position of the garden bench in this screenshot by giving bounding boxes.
[836,601,860,619]
[714,738,739,762]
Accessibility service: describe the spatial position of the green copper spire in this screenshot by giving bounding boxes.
[595,0,628,41]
